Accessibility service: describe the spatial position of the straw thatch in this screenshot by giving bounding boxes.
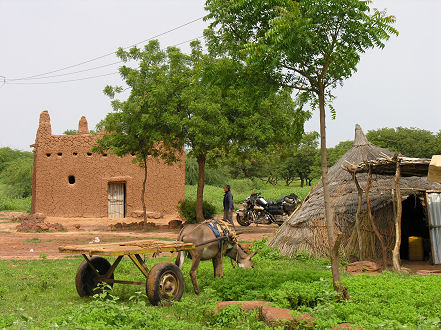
[270,124,441,259]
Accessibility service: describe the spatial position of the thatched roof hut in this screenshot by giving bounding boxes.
[270,124,441,260]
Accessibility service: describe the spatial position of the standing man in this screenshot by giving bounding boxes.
[223,184,234,226]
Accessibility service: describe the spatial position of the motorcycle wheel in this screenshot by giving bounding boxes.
[236,213,251,226]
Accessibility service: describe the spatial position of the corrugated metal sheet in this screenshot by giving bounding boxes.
[427,192,441,264]
[108,183,125,218]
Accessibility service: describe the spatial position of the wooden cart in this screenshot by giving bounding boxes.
[59,239,195,305]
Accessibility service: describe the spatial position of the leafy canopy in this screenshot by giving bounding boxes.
[95,40,184,164]
[182,40,307,161]
[206,0,398,107]
[367,127,441,158]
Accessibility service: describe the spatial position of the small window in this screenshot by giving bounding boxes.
[73,152,78,156]
[103,153,107,157]
[131,153,136,156]
[68,176,75,184]
[46,153,51,157]
[57,153,62,156]
[87,152,92,156]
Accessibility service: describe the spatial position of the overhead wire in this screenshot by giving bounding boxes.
[5,72,119,85]
[6,61,122,81]
[6,35,204,83]
[5,16,204,82]
[4,35,205,86]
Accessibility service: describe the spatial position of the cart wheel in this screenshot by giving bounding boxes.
[75,256,114,297]
[146,262,184,306]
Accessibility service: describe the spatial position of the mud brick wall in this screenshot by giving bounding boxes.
[31,111,185,217]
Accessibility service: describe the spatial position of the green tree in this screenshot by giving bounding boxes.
[63,129,78,135]
[206,0,398,297]
[182,41,306,221]
[95,41,184,223]
[327,140,353,167]
[279,132,320,187]
[367,127,441,158]
[0,157,33,198]
[0,147,32,173]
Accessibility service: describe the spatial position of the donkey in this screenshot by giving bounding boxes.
[175,222,259,294]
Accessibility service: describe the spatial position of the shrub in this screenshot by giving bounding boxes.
[269,279,336,309]
[0,158,33,198]
[0,194,31,212]
[177,199,216,223]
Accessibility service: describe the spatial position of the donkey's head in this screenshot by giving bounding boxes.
[226,243,259,269]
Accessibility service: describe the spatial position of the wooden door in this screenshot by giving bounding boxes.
[108,183,125,218]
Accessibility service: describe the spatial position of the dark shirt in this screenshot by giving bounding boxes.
[223,190,234,210]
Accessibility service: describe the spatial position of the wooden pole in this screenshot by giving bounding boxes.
[366,166,388,268]
[392,160,402,271]
[352,172,364,260]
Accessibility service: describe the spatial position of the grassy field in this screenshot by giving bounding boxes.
[0,177,315,215]
[0,184,31,213]
[0,243,440,328]
[0,179,312,215]
[185,179,315,213]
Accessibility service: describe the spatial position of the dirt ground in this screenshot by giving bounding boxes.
[0,212,278,260]
[1,211,440,275]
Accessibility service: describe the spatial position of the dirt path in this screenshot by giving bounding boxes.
[0,212,278,260]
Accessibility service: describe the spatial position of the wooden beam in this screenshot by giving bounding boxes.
[352,172,364,260]
[392,160,402,271]
[366,166,388,268]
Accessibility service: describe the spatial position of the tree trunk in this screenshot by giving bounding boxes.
[366,167,388,268]
[392,160,402,271]
[300,177,304,188]
[352,173,364,260]
[141,156,148,224]
[318,86,346,298]
[196,154,206,222]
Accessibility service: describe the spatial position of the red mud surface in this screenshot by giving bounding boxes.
[0,212,278,260]
[1,211,441,275]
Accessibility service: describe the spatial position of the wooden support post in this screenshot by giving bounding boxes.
[366,166,388,268]
[392,160,402,271]
[352,172,364,260]
[129,254,150,278]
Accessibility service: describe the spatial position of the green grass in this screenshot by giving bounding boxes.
[0,184,31,213]
[23,238,42,244]
[185,178,315,213]
[0,243,440,328]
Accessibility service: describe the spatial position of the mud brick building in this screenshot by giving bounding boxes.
[31,111,185,218]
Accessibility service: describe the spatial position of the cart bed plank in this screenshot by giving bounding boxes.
[59,240,194,256]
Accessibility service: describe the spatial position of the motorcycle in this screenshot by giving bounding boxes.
[235,192,300,226]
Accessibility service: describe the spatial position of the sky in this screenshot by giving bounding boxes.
[1,0,440,151]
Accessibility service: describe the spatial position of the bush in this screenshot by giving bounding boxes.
[177,199,216,223]
[0,158,33,198]
[0,193,31,212]
[269,279,336,309]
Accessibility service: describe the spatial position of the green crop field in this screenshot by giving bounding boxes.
[0,241,440,328]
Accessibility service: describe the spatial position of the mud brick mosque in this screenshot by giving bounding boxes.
[31,111,185,218]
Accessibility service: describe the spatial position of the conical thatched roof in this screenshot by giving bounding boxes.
[270,124,441,258]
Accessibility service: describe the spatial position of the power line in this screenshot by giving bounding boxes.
[7,35,204,82]
[172,36,203,47]
[3,35,205,86]
[7,61,122,81]
[6,16,203,81]
[5,72,118,85]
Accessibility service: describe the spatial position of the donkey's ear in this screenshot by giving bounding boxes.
[249,248,261,258]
